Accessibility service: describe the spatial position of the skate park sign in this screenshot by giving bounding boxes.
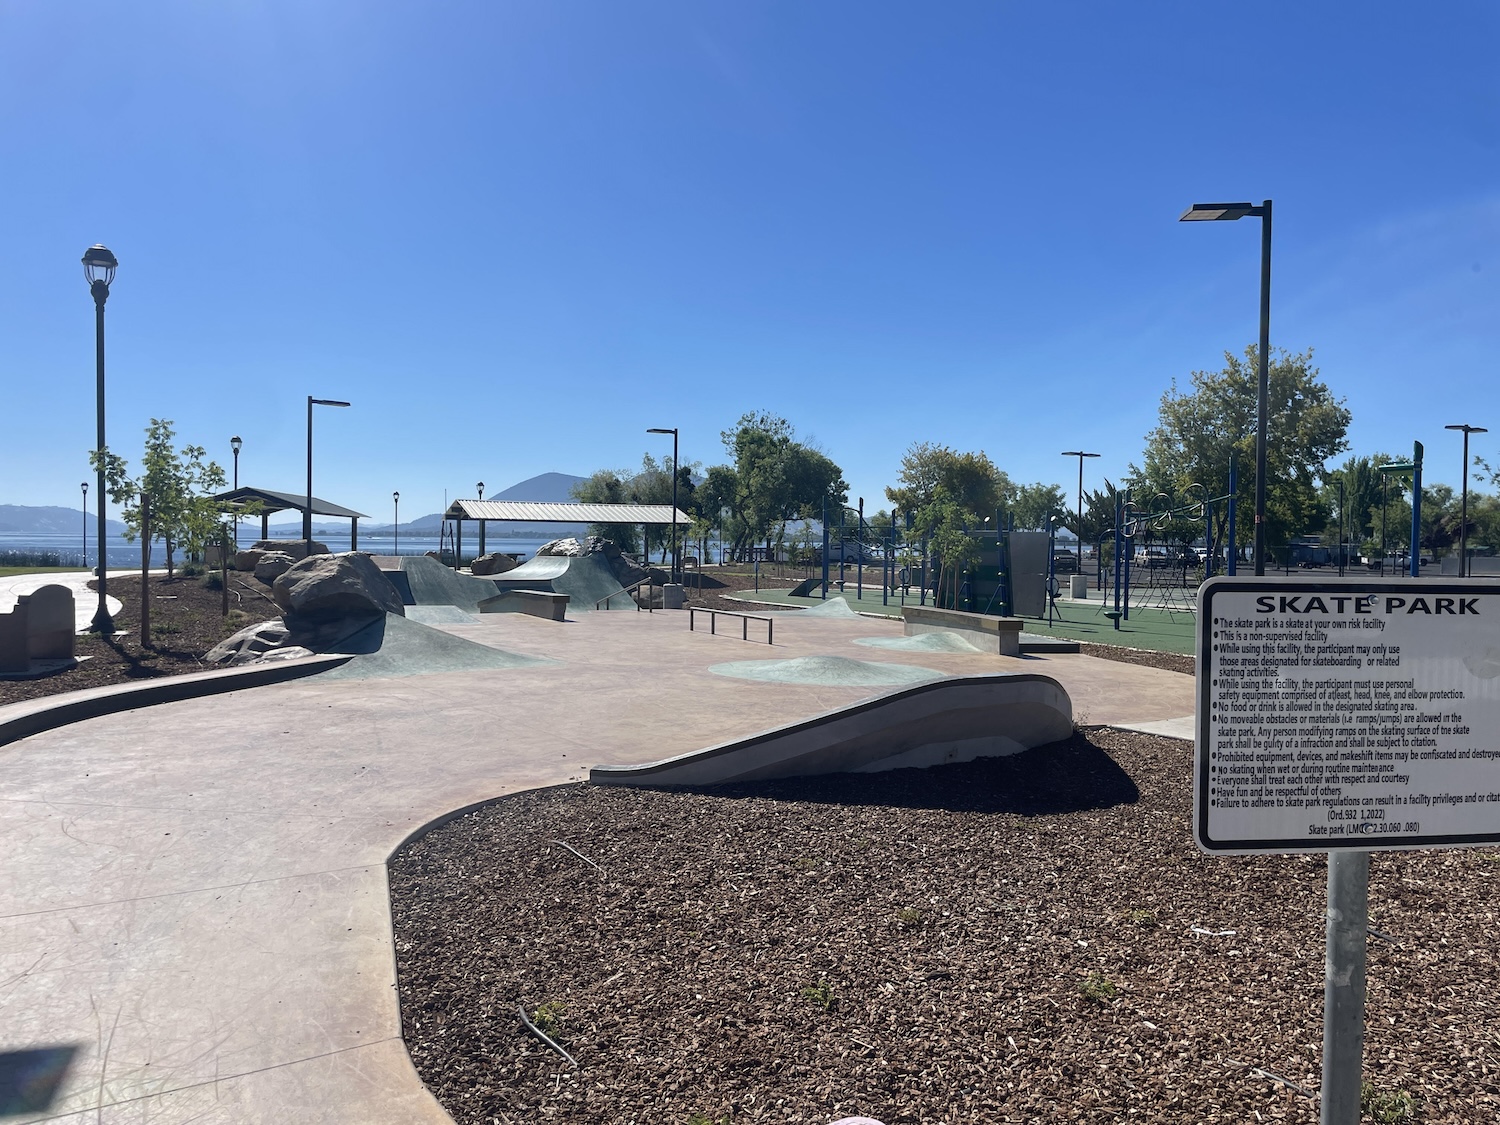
[1195,577,1500,853]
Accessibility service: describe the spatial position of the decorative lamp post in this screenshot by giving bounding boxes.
[647,427,680,580]
[83,244,118,632]
[477,481,485,558]
[1445,424,1487,578]
[81,482,89,570]
[1061,451,1100,567]
[230,435,242,546]
[393,491,400,556]
[306,397,350,557]
[1180,201,1272,575]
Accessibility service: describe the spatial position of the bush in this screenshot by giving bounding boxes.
[202,572,223,590]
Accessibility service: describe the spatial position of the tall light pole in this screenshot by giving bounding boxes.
[647,427,679,580]
[81,482,89,570]
[1180,200,1272,575]
[476,481,486,557]
[306,397,350,557]
[1061,450,1100,561]
[230,435,242,547]
[83,244,118,632]
[393,491,400,556]
[1445,424,1487,577]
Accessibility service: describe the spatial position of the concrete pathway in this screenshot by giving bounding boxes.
[0,609,1194,1122]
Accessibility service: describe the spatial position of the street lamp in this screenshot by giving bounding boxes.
[306,397,350,557]
[81,482,89,570]
[83,244,118,632]
[1445,424,1487,578]
[230,435,242,547]
[393,491,400,556]
[476,481,486,558]
[1061,451,1100,563]
[647,427,680,580]
[1180,200,1272,575]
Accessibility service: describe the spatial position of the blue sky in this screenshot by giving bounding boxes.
[3,1,1497,524]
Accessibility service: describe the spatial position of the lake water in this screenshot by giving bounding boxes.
[0,532,554,568]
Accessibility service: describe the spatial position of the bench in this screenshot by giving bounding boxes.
[900,605,1025,657]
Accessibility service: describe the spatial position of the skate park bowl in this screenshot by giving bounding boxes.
[590,673,1072,786]
[379,553,631,614]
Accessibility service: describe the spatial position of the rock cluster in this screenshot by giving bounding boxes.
[233,539,330,572]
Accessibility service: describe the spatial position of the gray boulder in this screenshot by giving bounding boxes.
[233,549,265,571]
[252,539,330,562]
[271,552,405,620]
[254,552,297,584]
[470,552,519,576]
[205,619,293,666]
[536,536,586,557]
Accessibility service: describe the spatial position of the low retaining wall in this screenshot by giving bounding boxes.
[901,606,1024,656]
[477,590,570,621]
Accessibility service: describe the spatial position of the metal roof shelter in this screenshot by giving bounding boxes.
[212,486,371,548]
[440,498,690,568]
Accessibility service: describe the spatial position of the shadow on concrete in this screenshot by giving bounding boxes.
[676,731,1139,815]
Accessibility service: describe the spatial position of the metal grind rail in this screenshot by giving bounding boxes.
[688,607,774,645]
[596,578,661,612]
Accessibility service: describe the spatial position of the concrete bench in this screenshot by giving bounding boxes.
[900,605,1025,657]
[476,589,570,621]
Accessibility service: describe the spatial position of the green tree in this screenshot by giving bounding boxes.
[1009,482,1068,531]
[1135,346,1351,555]
[720,413,846,558]
[570,468,640,554]
[885,442,1012,521]
[91,419,228,577]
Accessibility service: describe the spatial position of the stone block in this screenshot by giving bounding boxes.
[21,584,75,660]
[0,602,28,673]
[254,552,297,584]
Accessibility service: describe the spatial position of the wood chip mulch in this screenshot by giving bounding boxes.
[388,728,1500,1124]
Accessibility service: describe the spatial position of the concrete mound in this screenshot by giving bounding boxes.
[853,632,984,654]
[488,552,631,611]
[797,597,862,618]
[708,655,942,686]
[318,614,553,681]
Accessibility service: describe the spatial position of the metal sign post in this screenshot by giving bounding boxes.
[1196,576,1500,1123]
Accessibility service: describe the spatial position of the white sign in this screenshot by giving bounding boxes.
[1195,577,1500,853]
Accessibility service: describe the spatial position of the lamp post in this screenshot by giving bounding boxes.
[647,427,679,580]
[1180,200,1272,576]
[230,435,242,547]
[81,482,89,570]
[83,244,118,632]
[1061,450,1100,567]
[393,492,400,556]
[476,481,486,558]
[1445,424,1487,577]
[306,397,350,557]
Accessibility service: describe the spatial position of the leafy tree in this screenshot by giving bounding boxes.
[1134,346,1351,557]
[1009,483,1068,531]
[885,442,1012,521]
[571,468,640,554]
[720,412,847,558]
[1320,456,1383,550]
[91,419,227,577]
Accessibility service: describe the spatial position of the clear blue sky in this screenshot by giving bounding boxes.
[3,1,1496,524]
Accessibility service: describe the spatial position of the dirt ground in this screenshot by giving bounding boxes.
[390,728,1499,1125]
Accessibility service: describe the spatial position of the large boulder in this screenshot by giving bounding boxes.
[233,548,266,571]
[254,552,297,584]
[204,619,293,666]
[470,552,519,576]
[271,552,405,620]
[252,539,330,562]
[536,536,587,557]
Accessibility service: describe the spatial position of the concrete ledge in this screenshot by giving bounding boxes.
[590,673,1072,786]
[477,589,570,621]
[0,653,352,749]
[902,606,1025,656]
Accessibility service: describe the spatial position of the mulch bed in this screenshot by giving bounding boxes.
[0,570,279,707]
[389,728,1500,1125]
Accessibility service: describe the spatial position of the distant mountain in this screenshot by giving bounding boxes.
[0,505,130,537]
[492,471,587,503]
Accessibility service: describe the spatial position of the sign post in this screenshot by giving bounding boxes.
[1196,577,1500,1123]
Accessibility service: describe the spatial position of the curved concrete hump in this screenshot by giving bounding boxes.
[590,673,1072,786]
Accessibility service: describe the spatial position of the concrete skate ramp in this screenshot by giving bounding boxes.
[709,655,942,687]
[395,556,504,612]
[318,613,552,680]
[405,604,478,625]
[487,552,631,611]
[854,632,985,654]
[591,673,1073,785]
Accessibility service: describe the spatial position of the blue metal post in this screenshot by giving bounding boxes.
[884,508,894,607]
[839,504,846,590]
[857,497,864,600]
[1227,454,1239,577]
[821,493,829,600]
[1111,492,1123,630]
[1205,497,1215,579]
[1122,490,1132,621]
[1410,441,1423,578]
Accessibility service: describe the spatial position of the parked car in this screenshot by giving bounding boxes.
[1051,548,1078,574]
